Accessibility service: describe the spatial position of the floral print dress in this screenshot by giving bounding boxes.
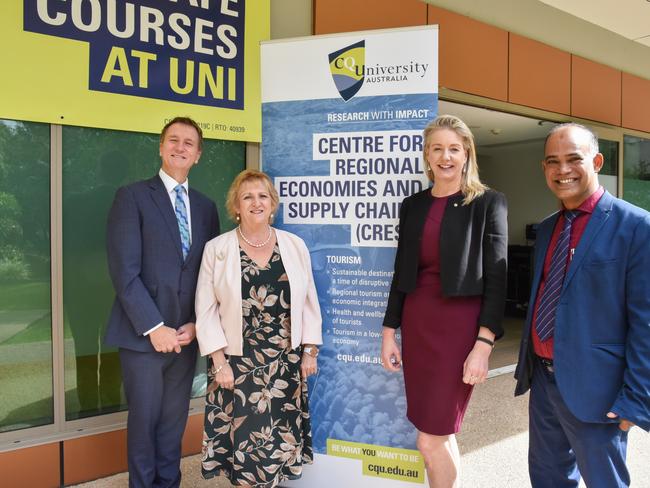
[202,245,313,487]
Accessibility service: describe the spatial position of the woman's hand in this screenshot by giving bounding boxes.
[381,327,402,372]
[207,350,234,392]
[301,353,318,378]
[212,362,234,390]
[462,328,495,385]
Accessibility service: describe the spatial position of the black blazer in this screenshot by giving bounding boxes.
[383,188,508,338]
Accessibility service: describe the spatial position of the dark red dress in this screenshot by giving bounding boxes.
[401,195,481,435]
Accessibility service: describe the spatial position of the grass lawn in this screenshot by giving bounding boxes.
[0,281,72,344]
[623,178,650,211]
[0,282,49,310]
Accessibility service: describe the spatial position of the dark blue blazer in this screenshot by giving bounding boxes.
[515,191,650,431]
[104,175,220,352]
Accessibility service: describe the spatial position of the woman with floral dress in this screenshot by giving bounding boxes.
[195,169,322,487]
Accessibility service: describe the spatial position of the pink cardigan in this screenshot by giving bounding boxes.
[195,228,323,356]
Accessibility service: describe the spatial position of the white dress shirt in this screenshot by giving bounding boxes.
[158,168,192,242]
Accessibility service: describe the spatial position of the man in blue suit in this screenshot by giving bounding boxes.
[515,123,650,488]
[105,117,220,487]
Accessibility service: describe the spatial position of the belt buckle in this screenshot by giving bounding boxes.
[538,356,554,373]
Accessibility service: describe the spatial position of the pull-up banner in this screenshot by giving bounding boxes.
[0,1,268,141]
[261,26,438,486]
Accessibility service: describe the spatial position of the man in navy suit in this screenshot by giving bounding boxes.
[105,117,220,487]
[515,123,650,488]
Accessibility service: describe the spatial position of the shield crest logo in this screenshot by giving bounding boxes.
[328,40,365,102]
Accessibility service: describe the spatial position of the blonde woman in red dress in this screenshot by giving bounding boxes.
[382,115,508,488]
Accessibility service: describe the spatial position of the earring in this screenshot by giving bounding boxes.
[236,214,240,222]
[270,212,274,220]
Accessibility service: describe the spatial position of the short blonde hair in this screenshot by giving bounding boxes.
[423,114,487,205]
[225,169,280,222]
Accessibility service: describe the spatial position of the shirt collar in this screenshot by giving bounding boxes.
[159,168,188,195]
[562,186,604,215]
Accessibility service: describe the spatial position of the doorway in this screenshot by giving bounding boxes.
[438,101,622,371]
[439,101,556,370]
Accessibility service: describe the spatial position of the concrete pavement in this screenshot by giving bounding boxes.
[73,373,650,487]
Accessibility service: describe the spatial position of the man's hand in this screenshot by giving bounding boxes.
[176,322,196,347]
[149,325,181,353]
[607,411,636,432]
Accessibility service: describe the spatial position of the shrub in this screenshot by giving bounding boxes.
[0,257,31,282]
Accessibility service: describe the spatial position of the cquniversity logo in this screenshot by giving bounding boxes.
[328,40,365,101]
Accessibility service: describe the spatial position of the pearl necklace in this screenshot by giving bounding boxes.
[237,225,272,248]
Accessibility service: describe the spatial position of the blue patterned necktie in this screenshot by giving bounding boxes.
[534,210,580,342]
[174,185,190,259]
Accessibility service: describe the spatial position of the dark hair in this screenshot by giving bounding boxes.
[544,122,599,155]
[160,116,204,149]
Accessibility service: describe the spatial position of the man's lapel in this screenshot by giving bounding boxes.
[149,175,184,261]
[563,191,613,288]
[531,213,557,299]
[186,188,204,262]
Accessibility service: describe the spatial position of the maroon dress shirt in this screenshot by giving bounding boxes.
[532,186,605,359]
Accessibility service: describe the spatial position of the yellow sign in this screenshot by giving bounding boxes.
[1,1,269,141]
[327,438,425,484]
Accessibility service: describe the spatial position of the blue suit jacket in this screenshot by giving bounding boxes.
[515,191,650,431]
[104,175,220,352]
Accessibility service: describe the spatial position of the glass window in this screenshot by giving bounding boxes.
[597,138,619,197]
[598,139,618,176]
[62,126,244,420]
[0,119,52,433]
[623,135,650,211]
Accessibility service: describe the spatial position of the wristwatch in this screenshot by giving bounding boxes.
[303,345,319,358]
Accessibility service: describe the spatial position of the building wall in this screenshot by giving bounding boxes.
[1,415,203,488]
[4,1,650,485]
[314,0,650,133]
[423,0,650,81]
